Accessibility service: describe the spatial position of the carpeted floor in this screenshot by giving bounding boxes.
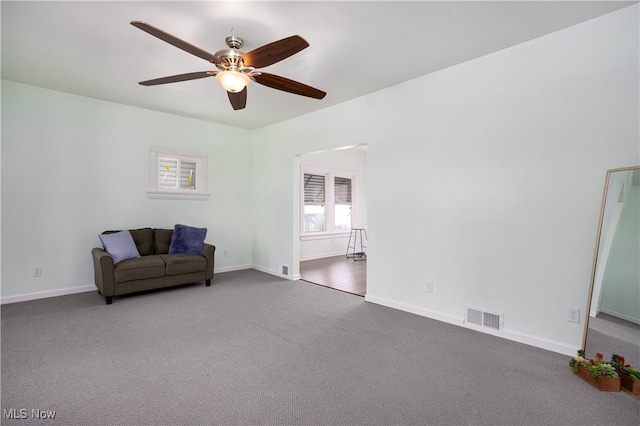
[585,314,640,368]
[2,269,639,425]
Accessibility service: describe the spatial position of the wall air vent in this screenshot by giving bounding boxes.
[467,308,483,326]
[277,263,289,276]
[483,311,501,330]
[466,307,504,331]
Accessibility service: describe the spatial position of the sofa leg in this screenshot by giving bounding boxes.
[206,279,211,287]
[106,296,113,305]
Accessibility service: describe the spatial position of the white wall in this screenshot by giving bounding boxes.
[250,5,639,354]
[299,148,368,261]
[1,81,253,301]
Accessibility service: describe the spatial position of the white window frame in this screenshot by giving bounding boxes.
[148,146,209,200]
[300,166,356,240]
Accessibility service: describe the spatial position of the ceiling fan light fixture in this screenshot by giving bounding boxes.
[131,22,325,110]
[216,71,250,93]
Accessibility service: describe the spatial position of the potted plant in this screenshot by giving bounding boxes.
[611,354,640,395]
[587,352,620,391]
[570,351,620,391]
[569,350,592,380]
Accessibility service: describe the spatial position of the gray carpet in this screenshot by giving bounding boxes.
[1,269,639,425]
[585,314,640,368]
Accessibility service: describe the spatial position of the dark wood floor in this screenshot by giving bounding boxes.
[300,255,366,297]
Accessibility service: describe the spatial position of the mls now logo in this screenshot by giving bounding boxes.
[3,408,56,420]
[3,408,27,419]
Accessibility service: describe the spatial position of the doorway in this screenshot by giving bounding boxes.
[297,145,368,297]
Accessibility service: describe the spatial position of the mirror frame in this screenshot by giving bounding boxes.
[582,165,640,350]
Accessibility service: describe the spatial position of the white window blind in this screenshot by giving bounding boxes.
[149,146,208,200]
[159,158,178,190]
[180,161,196,190]
[303,173,326,233]
[334,177,352,204]
[301,167,356,237]
[304,174,325,204]
[334,177,352,231]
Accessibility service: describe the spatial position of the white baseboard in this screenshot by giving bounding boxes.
[365,294,465,326]
[1,285,96,305]
[215,263,302,280]
[252,264,301,281]
[214,264,252,274]
[599,307,640,325]
[1,265,253,305]
[299,251,346,262]
[365,294,578,356]
[499,328,579,357]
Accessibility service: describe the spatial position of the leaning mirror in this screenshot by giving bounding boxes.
[583,166,640,367]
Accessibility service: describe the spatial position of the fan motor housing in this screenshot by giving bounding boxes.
[225,36,243,49]
[215,36,246,71]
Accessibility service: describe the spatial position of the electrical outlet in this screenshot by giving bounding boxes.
[33,266,42,277]
[223,249,229,257]
[567,307,580,323]
[425,281,434,293]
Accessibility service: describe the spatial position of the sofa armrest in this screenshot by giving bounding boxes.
[203,243,216,281]
[92,247,115,297]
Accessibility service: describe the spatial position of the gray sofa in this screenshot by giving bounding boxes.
[92,228,215,304]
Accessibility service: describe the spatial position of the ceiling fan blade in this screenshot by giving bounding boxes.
[242,35,309,69]
[139,71,214,86]
[131,21,220,64]
[228,87,247,110]
[253,73,326,99]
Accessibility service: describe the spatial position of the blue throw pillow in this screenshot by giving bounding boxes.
[168,224,207,255]
[99,230,141,264]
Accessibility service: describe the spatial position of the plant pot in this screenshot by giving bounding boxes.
[575,365,592,382]
[573,365,621,391]
[594,375,621,392]
[619,372,640,395]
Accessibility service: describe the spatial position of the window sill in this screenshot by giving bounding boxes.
[147,191,209,201]
[300,231,351,241]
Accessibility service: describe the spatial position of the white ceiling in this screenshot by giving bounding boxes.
[1,1,635,130]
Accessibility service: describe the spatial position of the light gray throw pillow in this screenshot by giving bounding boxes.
[99,230,140,264]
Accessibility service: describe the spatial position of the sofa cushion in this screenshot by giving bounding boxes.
[129,228,154,256]
[169,224,207,255]
[99,230,140,264]
[114,255,165,283]
[154,229,173,255]
[161,254,206,276]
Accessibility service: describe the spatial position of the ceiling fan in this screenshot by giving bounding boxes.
[130,21,326,110]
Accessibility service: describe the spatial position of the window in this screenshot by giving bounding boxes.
[149,146,208,200]
[334,177,352,230]
[303,173,326,232]
[301,167,355,237]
